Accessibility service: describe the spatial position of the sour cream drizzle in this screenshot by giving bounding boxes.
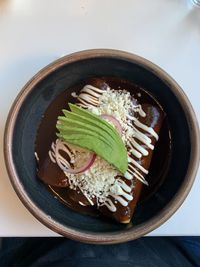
[76,84,158,184]
[49,139,133,210]
[48,84,159,213]
[75,85,104,108]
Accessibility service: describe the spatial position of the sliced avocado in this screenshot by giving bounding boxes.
[57,116,117,147]
[62,109,121,145]
[68,104,122,142]
[56,125,112,148]
[57,104,128,174]
[57,133,127,174]
[63,106,125,153]
[57,119,127,172]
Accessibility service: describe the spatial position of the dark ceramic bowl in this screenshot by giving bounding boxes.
[4,49,200,244]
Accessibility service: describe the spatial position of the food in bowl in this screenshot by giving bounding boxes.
[4,49,199,243]
[35,77,171,224]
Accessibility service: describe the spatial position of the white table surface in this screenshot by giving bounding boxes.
[0,0,199,237]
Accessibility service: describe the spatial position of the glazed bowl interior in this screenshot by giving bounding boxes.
[5,50,199,243]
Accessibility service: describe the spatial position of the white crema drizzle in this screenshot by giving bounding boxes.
[48,84,159,212]
[74,85,105,108]
[75,84,158,188]
[49,139,133,210]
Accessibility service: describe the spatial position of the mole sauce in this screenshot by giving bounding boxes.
[35,77,172,218]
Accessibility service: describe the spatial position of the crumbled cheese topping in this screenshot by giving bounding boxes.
[50,85,150,211]
[88,88,136,143]
[69,144,92,168]
[67,156,120,205]
[66,87,136,205]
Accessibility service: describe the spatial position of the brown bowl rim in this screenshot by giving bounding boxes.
[4,49,200,244]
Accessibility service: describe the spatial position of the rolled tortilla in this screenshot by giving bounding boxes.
[99,104,164,223]
[37,78,164,224]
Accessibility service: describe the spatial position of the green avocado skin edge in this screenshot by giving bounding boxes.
[56,103,128,174]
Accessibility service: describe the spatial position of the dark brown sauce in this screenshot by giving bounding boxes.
[49,186,99,216]
[35,77,172,217]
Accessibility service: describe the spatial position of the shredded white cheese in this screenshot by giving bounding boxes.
[50,85,153,211]
[67,156,120,205]
[88,88,136,143]
[66,88,136,206]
